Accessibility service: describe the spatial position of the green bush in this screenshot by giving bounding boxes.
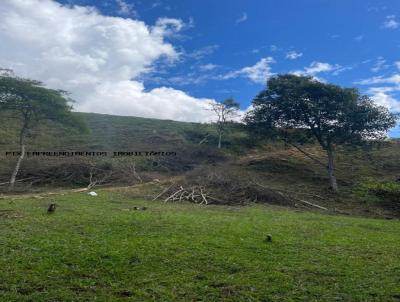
[354,178,400,209]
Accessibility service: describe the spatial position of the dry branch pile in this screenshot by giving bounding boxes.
[153,185,214,204]
[150,164,328,210]
[151,165,295,206]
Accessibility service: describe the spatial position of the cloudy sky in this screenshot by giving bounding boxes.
[0,0,400,136]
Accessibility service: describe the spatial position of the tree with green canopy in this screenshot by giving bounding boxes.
[245,74,398,192]
[0,71,87,190]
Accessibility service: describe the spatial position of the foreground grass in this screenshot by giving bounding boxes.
[0,191,399,301]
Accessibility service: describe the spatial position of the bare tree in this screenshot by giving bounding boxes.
[209,98,240,149]
[87,165,114,190]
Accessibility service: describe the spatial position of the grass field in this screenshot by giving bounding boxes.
[1,191,399,301]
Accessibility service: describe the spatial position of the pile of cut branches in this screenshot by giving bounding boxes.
[150,164,295,206]
[153,185,221,205]
[148,163,330,210]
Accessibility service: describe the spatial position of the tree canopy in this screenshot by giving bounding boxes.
[245,74,398,191]
[0,75,86,132]
[0,73,87,190]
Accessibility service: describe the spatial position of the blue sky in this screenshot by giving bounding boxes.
[1,0,400,136]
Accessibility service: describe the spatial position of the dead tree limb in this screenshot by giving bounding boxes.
[296,199,327,210]
[129,161,142,183]
[164,187,184,203]
[286,142,326,168]
[87,166,113,190]
[199,187,208,205]
[152,184,174,201]
[198,133,210,145]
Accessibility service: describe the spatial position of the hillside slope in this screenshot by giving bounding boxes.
[1,112,399,217]
[0,112,247,151]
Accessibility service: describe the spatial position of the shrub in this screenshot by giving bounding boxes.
[354,178,400,210]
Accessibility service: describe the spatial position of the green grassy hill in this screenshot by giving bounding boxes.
[0,111,249,189]
[1,190,399,301]
[0,112,247,151]
[0,112,194,150]
[1,112,400,218]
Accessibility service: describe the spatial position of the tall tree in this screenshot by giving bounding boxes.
[245,74,397,192]
[0,73,86,190]
[209,98,240,149]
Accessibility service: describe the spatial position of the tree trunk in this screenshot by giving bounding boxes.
[326,148,338,192]
[9,144,25,191]
[9,122,28,191]
[218,132,222,149]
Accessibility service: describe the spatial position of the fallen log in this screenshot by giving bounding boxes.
[297,199,327,210]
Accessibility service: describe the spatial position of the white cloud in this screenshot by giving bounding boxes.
[290,61,346,82]
[369,89,400,112]
[0,0,217,122]
[395,61,400,70]
[153,17,185,37]
[371,57,389,73]
[304,62,335,74]
[291,61,340,77]
[186,45,219,60]
[383,15,400,29]
[236,12,248,24]
[356,74,400,85]
[221,57,275,84]
[148,73,211,86]
[269,45,278,52]
[368,86,395,94]
[332,66,353,76]
[115,0,136,16]
[79,81,216,120]
[199,64,218,71]
[357,75,400,112]
[285,51,303,60]
[151,1,162,9]
[354,35,364,42]
[367,6,387,12]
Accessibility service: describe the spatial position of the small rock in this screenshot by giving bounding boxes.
[88,191,98,196]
